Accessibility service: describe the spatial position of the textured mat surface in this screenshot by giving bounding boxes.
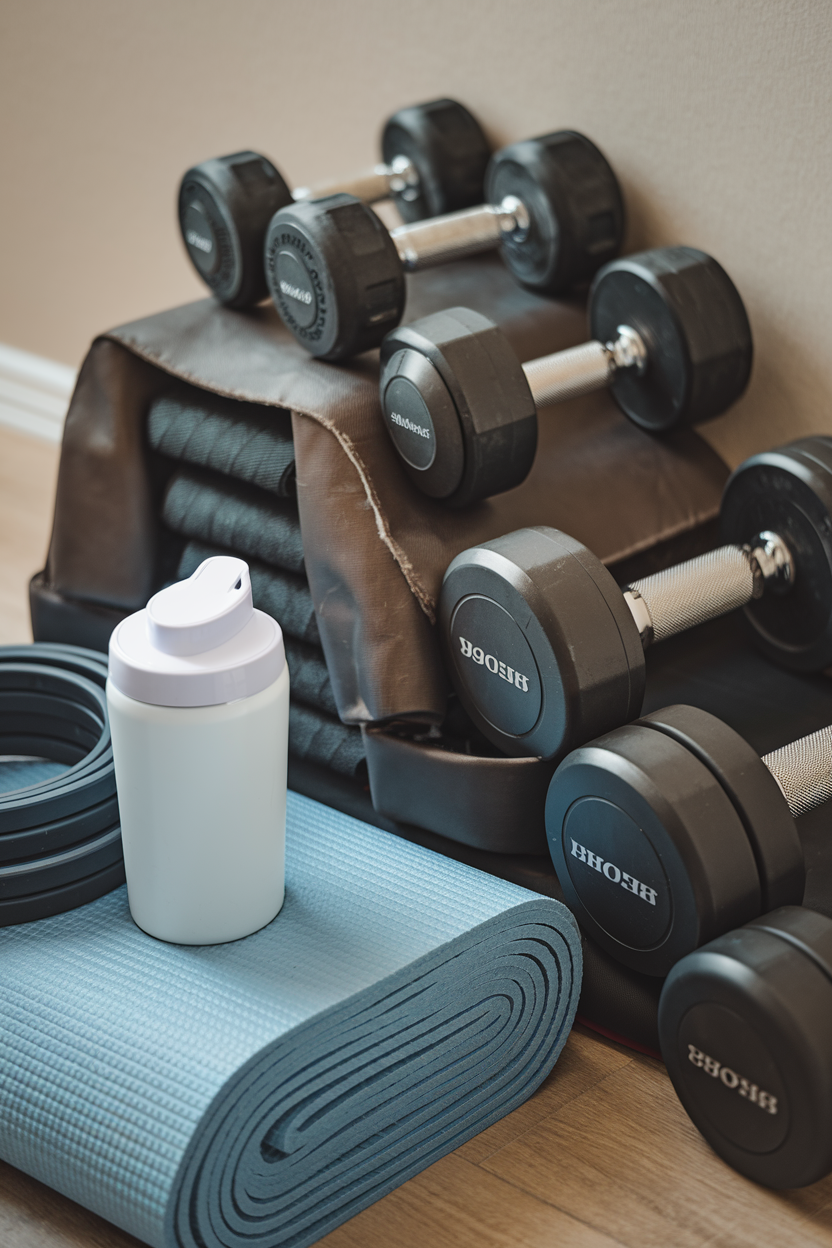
[0,791,580,1248]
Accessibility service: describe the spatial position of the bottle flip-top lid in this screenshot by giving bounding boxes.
[108,556,285,707]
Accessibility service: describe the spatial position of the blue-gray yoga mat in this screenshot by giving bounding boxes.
[0,791,581,1248]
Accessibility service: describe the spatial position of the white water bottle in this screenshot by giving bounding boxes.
[107,556,289,945]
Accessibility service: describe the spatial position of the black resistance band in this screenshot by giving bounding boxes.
[0,644,123,925]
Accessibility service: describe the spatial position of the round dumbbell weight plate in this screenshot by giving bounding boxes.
[179,153,292,308]
[439,527,645,758]
[659,907,832,1187]
[485,131,624,296]
[546,718,762,976]
[721,437,832,670]
[265,195,405,360]
[589,247,753,433]
[381,98,492,224]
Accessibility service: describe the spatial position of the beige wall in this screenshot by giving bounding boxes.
[1,0,830,466]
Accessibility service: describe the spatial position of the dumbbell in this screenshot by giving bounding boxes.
[379,247,752,506]
[440,437,832,761]
[659,905,832,1188]
[544,702,824,976]
[265,130,624,360]
[178,98,491,308]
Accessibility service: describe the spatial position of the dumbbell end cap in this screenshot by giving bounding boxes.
[660,908,832,1188]
[440,527,645,758]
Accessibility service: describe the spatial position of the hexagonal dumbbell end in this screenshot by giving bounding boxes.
[178,152,293,308]
[439,526,646,759]
[486,130,625,295]
[379,308,538,505]
[660,907,832,1188]
[589,245,753,431]
[545,704,803,977]
[381,98,492,223]
[265,195,406,360]
[721,436,832,671]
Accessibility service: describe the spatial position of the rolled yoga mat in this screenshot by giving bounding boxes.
[148,388,296,498]
[163,469,305,575]
[0,792,581,1248]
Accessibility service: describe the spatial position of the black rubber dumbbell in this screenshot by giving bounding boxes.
[659,906,832,1188]
[178,99,491,308]
[265,130,624,360]
[545,702,824,976]
[379,247,752,505]
[440,436,832,760]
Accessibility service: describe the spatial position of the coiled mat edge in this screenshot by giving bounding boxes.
[0,790,581,1248]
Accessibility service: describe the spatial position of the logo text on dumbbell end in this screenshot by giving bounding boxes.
[687,1045,778,1114]
[570,839,658,905]
[186,230,213,254]
[279,280,313,305]
[458,637,530,691]
[278,232,315,262]
[389,412,431,439]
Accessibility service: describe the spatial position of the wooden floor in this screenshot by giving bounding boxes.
[2,424,832,1248]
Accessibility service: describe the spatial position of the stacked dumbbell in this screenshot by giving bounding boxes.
[439,437,832,761]
[265,129,624,359]
[379,245,752,504]
[545,702,825,976]
[178,98,491,308]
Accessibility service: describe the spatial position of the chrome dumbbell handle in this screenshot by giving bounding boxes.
[390,196,530,271]
[521,326,647,408]
[294,155,421,206]
[764,725,832,818]
[623,534,795,646]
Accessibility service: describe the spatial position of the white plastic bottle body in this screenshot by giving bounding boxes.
[106,666,289,945]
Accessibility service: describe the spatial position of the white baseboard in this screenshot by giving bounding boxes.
[0,343,77,443]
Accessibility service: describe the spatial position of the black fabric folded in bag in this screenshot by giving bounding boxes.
[163,468,305,574]
[284,638,338,718]
[147,386,296,497]
[288,702,366,779]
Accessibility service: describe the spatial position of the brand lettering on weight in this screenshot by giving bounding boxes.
[458,636,530,692]
[389,412,431,439]
[570,839,658,905]
[279,279,313,305]
[186,229,212,254]
[687,1045,779,1114]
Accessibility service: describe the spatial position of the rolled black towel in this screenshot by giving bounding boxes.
[163,469,305,575]
[177,542,320,645]
[289,702,365,778]
[148,388,296,497]
[284,638,338,718]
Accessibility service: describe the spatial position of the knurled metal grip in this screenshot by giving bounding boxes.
[626,547,757,645]
[522,341,612,407]
[763,726,832,818]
